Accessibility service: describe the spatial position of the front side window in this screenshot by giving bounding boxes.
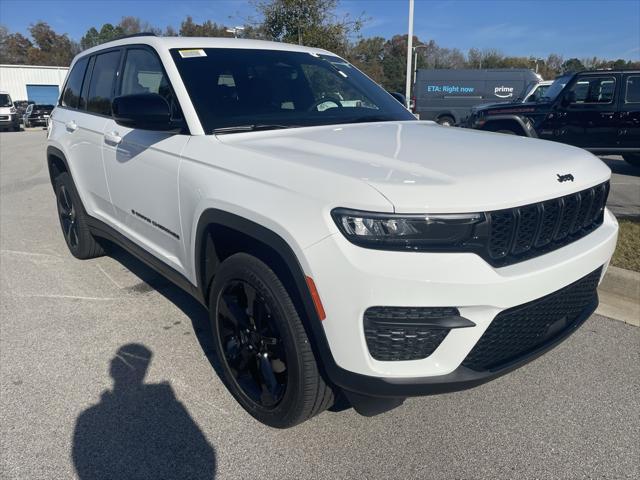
[120,48,182,118]
[569,76,616,104]
[0,93,12,107]
[170,48,414,133]
[87,50,121,116]
[625,76,640,103]
[61,56,89,109]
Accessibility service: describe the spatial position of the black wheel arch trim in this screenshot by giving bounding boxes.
[193,209,341,382]
[47,146,71,188]
[481,115,538,137]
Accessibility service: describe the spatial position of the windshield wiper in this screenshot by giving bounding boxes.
[213,124,297,135]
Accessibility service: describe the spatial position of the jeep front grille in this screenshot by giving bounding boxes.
[485,182,609,266]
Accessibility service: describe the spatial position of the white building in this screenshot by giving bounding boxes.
[0,64,69,104]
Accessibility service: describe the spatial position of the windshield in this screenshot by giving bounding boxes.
[170,48,415,133]
[541,75,572,101]
[0,94,12,107]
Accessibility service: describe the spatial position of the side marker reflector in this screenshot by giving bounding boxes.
[305,276,326,321]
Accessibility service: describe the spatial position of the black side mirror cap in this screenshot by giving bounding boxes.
[112,94,176,131]
[388,91,406,105]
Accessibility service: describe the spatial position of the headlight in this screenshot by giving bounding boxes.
[331,208,484,250]
[10,107,16,114]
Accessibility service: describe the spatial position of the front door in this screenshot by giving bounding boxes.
[552,74,620,149]
[101,46,189,273]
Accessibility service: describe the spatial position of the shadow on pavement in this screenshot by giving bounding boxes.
[72,343,216,479]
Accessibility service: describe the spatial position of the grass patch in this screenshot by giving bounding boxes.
[611,218,640,272]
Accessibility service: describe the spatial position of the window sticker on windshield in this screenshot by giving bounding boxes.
[179,49,207,58]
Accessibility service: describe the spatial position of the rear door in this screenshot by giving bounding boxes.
[618,73,640,150]
[101,45,188,273]
[54,51,118,221]
[553,74,619,148]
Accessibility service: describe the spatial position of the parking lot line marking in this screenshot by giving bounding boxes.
[96,264,124,290]
[0,249,62,258]
[12,294,119,301]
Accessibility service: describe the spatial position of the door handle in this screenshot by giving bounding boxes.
[104,131,122,145]
[65,121,77,132]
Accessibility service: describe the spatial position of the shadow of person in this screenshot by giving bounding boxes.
[72,344,216,479]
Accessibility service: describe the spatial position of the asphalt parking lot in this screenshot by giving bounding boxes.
[1,129,639,480]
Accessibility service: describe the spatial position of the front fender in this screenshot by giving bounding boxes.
[482,115,538,137]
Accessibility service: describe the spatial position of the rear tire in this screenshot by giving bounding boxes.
[209,253,334,428]
[54,172,104,259]
[623,154,640,167]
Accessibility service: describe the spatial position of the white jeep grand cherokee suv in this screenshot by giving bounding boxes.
[47,35,618,428]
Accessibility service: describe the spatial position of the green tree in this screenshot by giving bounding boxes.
[80,23,125,50]
[562,57,585,73]
[255,0,364,56]
[346,36,386,83]
[0,26,33,64]
[27,21,78,66]
[179,16,231,37]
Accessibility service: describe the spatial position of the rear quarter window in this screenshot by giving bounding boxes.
[61,57,89,109]
[625,76,640,103]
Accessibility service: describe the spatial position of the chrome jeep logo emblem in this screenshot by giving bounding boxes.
[557,173,575,183]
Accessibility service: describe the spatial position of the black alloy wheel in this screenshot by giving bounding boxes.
[217,280,288,408]
[53,172,104,259]
[209,253,334,428]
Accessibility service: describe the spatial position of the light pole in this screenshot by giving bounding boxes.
[404,0,414,107]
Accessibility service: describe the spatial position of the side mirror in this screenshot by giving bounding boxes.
[112,94,174,131]
[560,91,576,108]
[388,91,406,105]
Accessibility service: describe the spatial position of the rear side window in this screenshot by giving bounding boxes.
[61,57,89,109]
[87,50,121,116]
[625,76,640,103]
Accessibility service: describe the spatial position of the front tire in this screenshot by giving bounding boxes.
[437,115,455,126]
[623,154,640,167]
[54,172,104,259]
[209,253,334,428]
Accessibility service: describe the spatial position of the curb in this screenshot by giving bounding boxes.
[596,265,640,326]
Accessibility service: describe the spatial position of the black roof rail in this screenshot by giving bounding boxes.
[115,32,158,40]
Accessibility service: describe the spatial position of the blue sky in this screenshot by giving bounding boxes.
[1,0,639,60]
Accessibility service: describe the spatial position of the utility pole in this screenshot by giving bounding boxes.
[404,0,414,107]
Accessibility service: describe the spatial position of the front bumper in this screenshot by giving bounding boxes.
[26,117,49,126]
[304,208,618,394]
[0,114,19,127]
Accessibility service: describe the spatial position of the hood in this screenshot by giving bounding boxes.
[0,106,13,114]
[217,121,610,213]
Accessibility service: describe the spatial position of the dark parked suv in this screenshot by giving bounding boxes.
[467,70,640,166]
[23,103,54,128]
